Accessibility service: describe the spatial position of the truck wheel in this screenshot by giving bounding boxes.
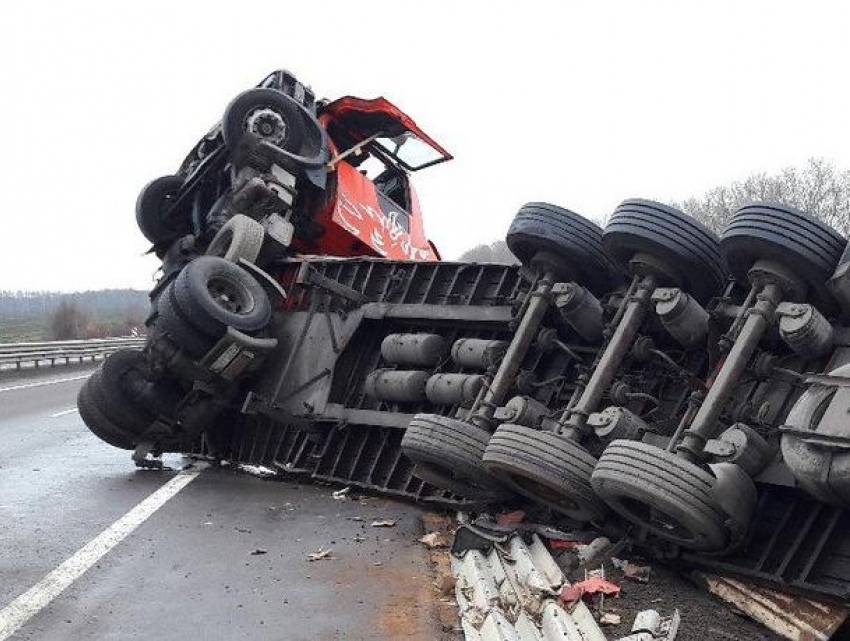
[77,376,135,450]
[171,256,272,337]
[136,175,189,245]
[157,282,218,359]
[206,214,265,263]
[88,350,156,433]
[602,199,727,304]
[222,88,306,152]
[591,440,728,551]
[721,202,846,313]
[412,461,500,501]
[506,202,620,295]
[483,424,606,522]
[401,414,506,498]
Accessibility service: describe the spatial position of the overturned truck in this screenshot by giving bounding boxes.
[79,70,850,603]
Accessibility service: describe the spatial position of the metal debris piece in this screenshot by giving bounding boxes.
[453,533,606,641]
[250,548,267,555]
[307,548,333,562]
[370,519,397,528]
[612,558,651,583]
[576,537,612,567]
[332,487,351,500]
[617,609,680,641]
[694,573,848,641]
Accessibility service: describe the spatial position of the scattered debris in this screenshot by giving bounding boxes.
[612,558,651,583]
[453,533,606,639]
[618,609,681,641]
[370,519,397,528]
[307,548,333,562]
[332,487,350,500]
[549,539,581,550]
[237,464,278,478]
[561,576,622,608]
[436,574,456,596]
[576,536,612,566]
[420,513,460,633]
[451,523,509,554]
[234,527,252,534]
[600,612,622,626]
[249,548,267,556]
[420,532,449,549]
[693,572,849,640]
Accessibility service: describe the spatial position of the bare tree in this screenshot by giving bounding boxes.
[675,158,850,235]
[48,301,89,340]
[458,240,519,265]
[458,158,850,262]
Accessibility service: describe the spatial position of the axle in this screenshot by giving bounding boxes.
[558,274,656,440]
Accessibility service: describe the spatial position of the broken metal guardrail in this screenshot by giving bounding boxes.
[0,336,146,370]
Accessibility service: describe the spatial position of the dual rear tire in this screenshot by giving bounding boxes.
[156,256,272,358]
[483,424,605,522]
[401,414,507,501]
[78,350,166,450]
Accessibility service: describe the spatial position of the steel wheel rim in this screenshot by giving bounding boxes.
[507,474,581,512]
[206,275,254,315]
[616,497,702,545]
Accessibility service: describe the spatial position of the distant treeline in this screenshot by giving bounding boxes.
[0,289,148,319]
[0,289,149,342]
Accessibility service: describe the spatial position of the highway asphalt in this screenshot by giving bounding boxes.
[0,365,445,640]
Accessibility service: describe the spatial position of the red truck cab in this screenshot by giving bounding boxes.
[302,97,452,262]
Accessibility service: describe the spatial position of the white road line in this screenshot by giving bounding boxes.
[49,407,79,418]
[0,374,91,394]
[0,468,203,640]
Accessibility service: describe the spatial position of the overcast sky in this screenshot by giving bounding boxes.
[2,1,850,292]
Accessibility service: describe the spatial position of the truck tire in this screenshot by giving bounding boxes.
[136,175,189,245]
[483,424,606,522]
[506,202,620,295]
[171,256,272,338]
[206,214,265,263]
[158,283,218,358]
[591,439,728,551]
[222,88,306,153]
[602,199,727,304]
[77,377,135,450]
[412,461,501,502]
[88,350,155,433]
[721,202,846,313]
[401,414,506,497]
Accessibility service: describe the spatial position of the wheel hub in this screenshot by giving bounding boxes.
[207,276,252,315]
[245,108,288,145]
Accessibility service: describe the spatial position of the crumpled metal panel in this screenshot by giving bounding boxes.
[453,534,607,641]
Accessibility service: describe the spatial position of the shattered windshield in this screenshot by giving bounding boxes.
[375,131,445,171]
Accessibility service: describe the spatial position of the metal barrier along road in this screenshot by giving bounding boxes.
[0,337,146,370]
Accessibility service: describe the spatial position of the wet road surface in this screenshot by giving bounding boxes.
[0,366,443,640]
